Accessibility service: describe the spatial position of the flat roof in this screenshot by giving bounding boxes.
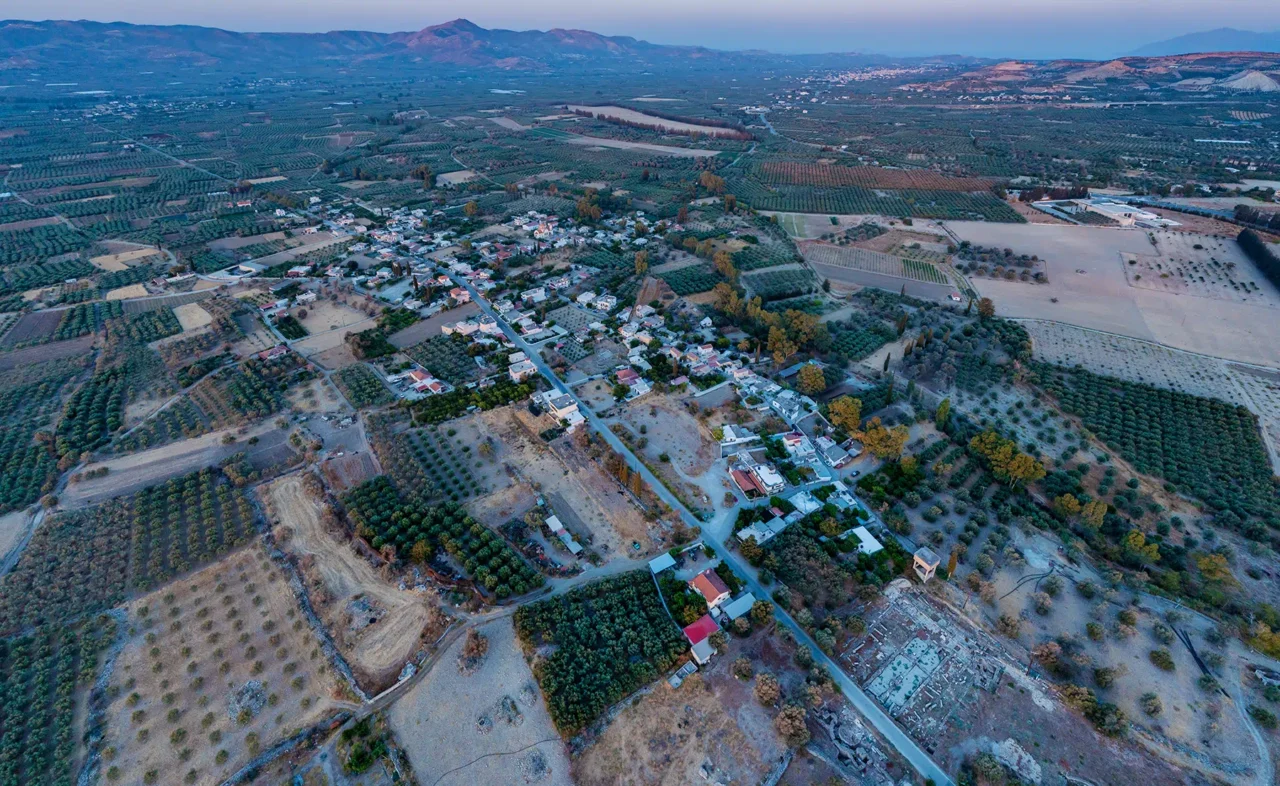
[648,553,676,574]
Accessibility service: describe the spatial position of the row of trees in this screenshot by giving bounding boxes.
[1237,229,1280,291]
[344,476,543,599]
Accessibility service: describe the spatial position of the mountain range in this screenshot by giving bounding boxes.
[0,17,787,74]
[1132,28,1280,57]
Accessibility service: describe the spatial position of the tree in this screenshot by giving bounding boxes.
[1053,493,1082,518]
[1123,531,1160,565]
[1081,500,1107,530]
[797,364,826,395]
[828,396,862,434]
[977,297,996,320]
[724,194,737,212]
[634,250,649,276]
[935,397,951,427]
[732,657,753,680]
[858,417,909,460]
[774,704,811,747]
[754,673,781,706]
[768,326,797,367]
[749,600,774,627]
[463,201,479,217]
[712,250,738,282]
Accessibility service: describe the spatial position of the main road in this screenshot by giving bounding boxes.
[448,272,954,786]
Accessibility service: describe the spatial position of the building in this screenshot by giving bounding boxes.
[751,464,785,495]
[790,490,823,517]
[690,570,731,609]
[849,526,884,555]
[544,393,579,421]
[721,592,757,622]
[913,547,941,582]
[615,368,641,387]
[735,515,789,546]
[508,359,537,382]
[296,291,317,305]
[683,614,720,665]
[544,515,583,555]
[648,553,676,574]
[448,287,471,303]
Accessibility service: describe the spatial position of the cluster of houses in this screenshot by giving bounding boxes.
[648,556,758,667]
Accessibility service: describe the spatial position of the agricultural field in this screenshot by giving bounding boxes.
[742,268,817,300]
[827,312,898,363]
[801,242,950,284]
[0,616,118,786]
[344,475,544,600]
[1033,362,1278,522]
[513,571,687,734]
[658,263,720,295]
[404,335,482,385]
[333,363,393,408]
[100,546,342,786]
[0,465,257,633]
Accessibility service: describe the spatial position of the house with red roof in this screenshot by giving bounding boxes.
[682,614,720,665]
[690,569,731,609]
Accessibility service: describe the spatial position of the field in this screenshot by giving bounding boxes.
[801,242,951,284]
[172,302,214,331]
[100,545,343,786]
[387,617,572,786]
[404,335,481,385]
[0,309,62,346]
[742,268,817,300]
[1121,230,1280,305]
[759,162,996,191]
[264,474,436,692]
[566,105,744,137]
[1034,362,1278,522]
[466,406,665,558]
[952,221,1280,366]
[343,475,544,600]
[0,616,118,786]
[514,571,687,734]
[657,263,720,295]
[333,363,393,408]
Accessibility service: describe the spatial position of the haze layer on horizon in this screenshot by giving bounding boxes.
[2,0,1279,59]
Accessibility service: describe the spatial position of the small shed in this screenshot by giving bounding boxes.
[648,553,676,575]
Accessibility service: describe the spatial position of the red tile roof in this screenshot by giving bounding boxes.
[683,614,720,645]
[730,469,762,495]
[691,570,730,604]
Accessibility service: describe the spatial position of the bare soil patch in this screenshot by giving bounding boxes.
[0,509,29,561]
[0,332,93,367]
[388,616,573,786]
[0,216,61,232]
[102,545,343,786]
[90,247,160,271]
[106,283,150,300]
[173,302,213,331]
[265,474,437,693]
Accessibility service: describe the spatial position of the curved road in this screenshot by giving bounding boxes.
[449,273,954,786]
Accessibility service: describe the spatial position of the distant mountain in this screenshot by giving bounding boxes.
[1131,28,1280,57]
[0,17,767,74]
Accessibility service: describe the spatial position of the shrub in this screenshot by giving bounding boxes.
[1149,649,1175,671]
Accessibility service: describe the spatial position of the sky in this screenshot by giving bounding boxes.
[2,0,1279,59]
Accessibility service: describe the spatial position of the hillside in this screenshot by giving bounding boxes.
[1132,28,1280,57]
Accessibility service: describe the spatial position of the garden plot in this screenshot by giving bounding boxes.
[265,474,438,693]
[950,221,1280,366]
[388,617,572,786]
[1121,230,1280,306]
[0,309,61,346]
[101,546,343,786]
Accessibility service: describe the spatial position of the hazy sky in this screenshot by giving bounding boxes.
[3,0,1279,59]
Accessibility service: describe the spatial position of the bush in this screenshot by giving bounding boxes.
[1149,649,1175,671]
[754,673,782,706]
[1140,692,1163,716]
[1250,705,1278,730]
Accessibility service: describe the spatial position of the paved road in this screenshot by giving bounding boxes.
[450,273,955,786]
